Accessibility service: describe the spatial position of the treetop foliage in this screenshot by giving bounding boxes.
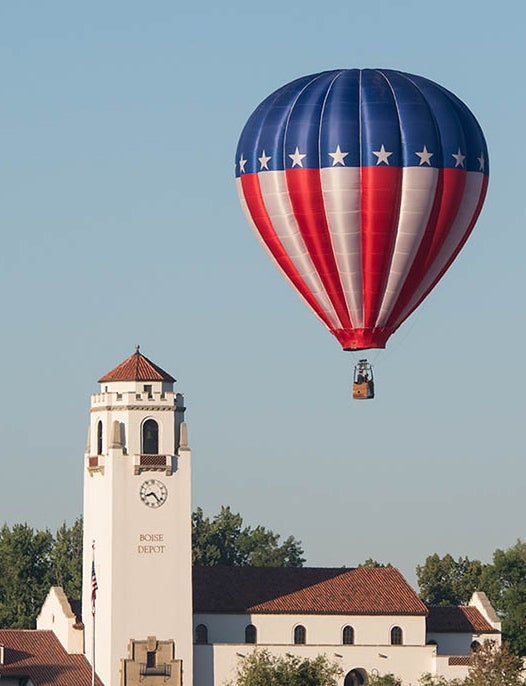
[464,640,525,686]
[417,541,526,655]
[358,558,392,568]
[416,553,485,606]
[0,519,82,629]
[192,506,305,567]
[368,673,402,686]
[225,649,342,686]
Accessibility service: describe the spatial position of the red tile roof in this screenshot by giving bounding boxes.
[426,606,498,633]
[98,347,175,383]
[193,566,428,615]
[0,630,104,685]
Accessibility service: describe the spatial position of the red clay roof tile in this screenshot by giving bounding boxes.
[193,566,428,615]
[98,348,175,383]
[0,630,104,685]
[426,605,498,633]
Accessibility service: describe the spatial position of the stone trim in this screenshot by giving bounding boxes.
[90,405,175,413]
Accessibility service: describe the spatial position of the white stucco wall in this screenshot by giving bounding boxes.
[434,655,470,681]
[469,591,502,635]
[83,380,193,686]
[194,642,441,686]
[36,586,84,654]
[427,630,499,656]
[194,612,426,647]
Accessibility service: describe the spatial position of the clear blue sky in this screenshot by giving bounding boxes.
[1,0,524,587]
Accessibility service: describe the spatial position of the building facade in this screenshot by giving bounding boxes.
[29,349,502,686]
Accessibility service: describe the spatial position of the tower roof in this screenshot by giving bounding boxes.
[98,347,176,383]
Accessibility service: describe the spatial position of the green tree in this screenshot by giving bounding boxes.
[481,542,526,656]
[418,674,463,686]
[416,543,526,655]
[226,649,342,686]
[50,517,83,601]
[368,673,402,685]
[0,523,53,628]
[192,506,304,567]
[464,640,525,686]
[416,553,485,606]
[359,558,392,568]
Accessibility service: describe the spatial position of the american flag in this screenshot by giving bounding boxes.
[91,544,98,616]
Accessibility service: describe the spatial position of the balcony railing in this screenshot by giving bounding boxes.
[139,662,172,678]
[140,454,167,466]
[87,455,105,475]
[134,454,173,476]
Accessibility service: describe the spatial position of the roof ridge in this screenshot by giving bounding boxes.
[98,348,176,383]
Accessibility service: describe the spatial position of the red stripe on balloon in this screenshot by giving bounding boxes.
[395,173,488,330]
[361,166,403,328]
[387,168,466,326]
[240,173,335,331]
[285,168,353,330]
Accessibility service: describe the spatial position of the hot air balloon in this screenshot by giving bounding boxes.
[235,69,488,397]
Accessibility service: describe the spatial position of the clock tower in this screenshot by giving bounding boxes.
[82,348,193,686]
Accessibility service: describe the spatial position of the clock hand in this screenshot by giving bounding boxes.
[145,491,160,502]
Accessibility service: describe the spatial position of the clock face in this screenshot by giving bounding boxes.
[139,479,168,508]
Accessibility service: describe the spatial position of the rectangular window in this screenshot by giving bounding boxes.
[143,384,153,399]
[146,651,156,668]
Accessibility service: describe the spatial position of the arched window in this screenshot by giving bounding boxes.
[294,625,306,644]
[470,640,481,653]
[245,624,257,644]
[97,421,103,455]
[344,669,365,686]
[195,624,208,644]
[142,419,159,454]
[342,625,354,645]
[391,626,403,645]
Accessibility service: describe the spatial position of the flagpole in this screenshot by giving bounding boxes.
[91,539,97,686]
[92,608,96,686]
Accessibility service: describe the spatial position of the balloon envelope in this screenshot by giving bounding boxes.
[235,69,489,350]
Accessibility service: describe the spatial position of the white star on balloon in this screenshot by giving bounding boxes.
[452,148,466,168]
[373,144,392,165]
[328,145,349,166]
[289,147,307,168]
[239,154,247,174]
[258,150,271,170]
[477,153,485,172]
[415,146,433,166]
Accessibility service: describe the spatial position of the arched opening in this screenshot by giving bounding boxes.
[245,624,257,644]
[142,419,159,454]
[97,421,103,455]
[195,624,208,644]
[391,626,403,645]
[470,640,481,653]
[342,625,355,645]
[344,668,366,686]
[293,625,306,644]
